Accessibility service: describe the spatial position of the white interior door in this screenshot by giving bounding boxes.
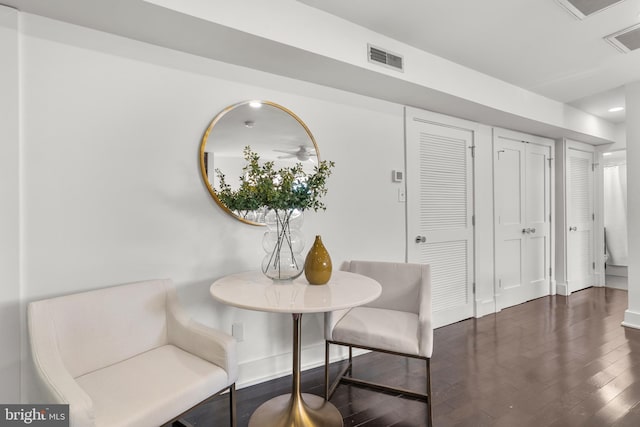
[567,148,594,292]
[524,143,551,299]
[494,137,550,309]
[406,111,474,328]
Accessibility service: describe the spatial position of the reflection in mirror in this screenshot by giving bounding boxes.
[200,101,320,225]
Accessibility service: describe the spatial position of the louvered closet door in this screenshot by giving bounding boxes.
[567,148,594,292]
[406,114,474,328]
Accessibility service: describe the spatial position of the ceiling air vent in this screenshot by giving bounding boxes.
[605,23,640,52]
[368,44,404,72]
[555,0,627,19]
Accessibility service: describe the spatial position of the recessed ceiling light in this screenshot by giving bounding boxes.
[603,152,612,156]
[608,106,624,112]
[249,101,262,108]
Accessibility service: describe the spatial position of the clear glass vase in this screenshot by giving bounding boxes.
[262,209,305,281]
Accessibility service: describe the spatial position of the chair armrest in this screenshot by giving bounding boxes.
[166,287,238,385]
[28,303,95,427]
[324,308,351,340]
[418,264,433,358]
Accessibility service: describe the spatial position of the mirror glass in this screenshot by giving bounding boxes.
[200,101,320,225]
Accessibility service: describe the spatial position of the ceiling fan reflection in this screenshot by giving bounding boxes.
[274,145,317,162]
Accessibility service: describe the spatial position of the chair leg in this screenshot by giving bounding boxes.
[426,358,432,427]
[229,384,236,427]
[324,341,330,400]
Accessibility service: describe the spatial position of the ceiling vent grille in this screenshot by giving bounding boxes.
[605,23,640,52]
[555,0,627,19]
[368,44,404,72]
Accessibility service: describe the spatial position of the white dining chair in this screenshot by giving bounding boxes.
[324,260,433,426]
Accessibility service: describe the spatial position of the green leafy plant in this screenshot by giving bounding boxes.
[215,146,335,214]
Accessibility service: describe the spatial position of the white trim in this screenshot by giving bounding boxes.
[492,127,555,148]
[556,281,570,296]
[475,298,496,318]
[566,138,596,153]
[622,310,640,330]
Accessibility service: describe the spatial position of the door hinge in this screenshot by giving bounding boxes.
[469,145,475,158]
[548,157,553,167]
[592,262,596,270]
[592,163,596,171]
[472,215,475,226]
[473,282,476,293]
[592,213,595,221]
[549,267,552,277]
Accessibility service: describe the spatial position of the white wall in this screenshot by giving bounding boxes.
[13,13,407,400]
[0,5,21,403]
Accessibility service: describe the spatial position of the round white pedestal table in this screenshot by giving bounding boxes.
[210,271,381,427]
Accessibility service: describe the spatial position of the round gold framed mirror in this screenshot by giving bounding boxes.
[200,100,320,225]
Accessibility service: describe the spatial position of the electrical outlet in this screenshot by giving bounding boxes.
[232,322,244,342]
[398,188,406,202]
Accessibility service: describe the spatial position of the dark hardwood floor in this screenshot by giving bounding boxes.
[182,287,640,426]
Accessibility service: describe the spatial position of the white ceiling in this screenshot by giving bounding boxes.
[299,0,640,123]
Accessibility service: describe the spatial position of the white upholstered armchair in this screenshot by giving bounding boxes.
[324,260,433,426]
[28,279,238,427]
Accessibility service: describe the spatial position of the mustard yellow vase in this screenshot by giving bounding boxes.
[304,235,332,285]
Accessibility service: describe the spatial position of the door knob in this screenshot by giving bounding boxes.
[569,226,577,231]
[522,228,528,234]
[415,235,426,243]
[530,228,536,234]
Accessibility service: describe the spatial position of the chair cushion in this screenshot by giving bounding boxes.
[75,345,229,427]
[40,279,169,378]
[331,307,420,356]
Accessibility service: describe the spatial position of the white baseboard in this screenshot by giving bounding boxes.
[556,282,570,296]
[236,342,367,389]
[594,271,606,287]
[622,310,640,330]
[607,265,628,277]
[475,298,495,318]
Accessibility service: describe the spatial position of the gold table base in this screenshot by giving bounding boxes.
[249,313,343,427]
[248,393,342,427]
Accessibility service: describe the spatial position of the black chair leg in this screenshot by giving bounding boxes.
[324,341,330,400]
[426,358,432,427]
[229,384,236,427]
